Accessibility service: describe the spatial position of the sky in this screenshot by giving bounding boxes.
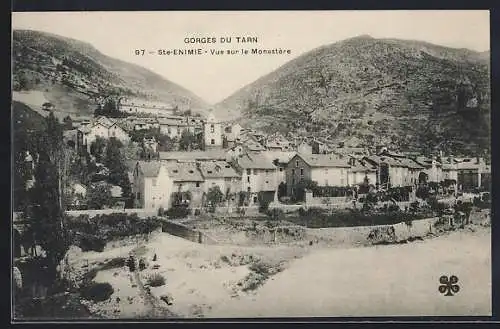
[12,10,490,105]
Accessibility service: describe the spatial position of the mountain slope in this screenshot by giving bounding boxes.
[12,29,209,116]
[215,35,490,156]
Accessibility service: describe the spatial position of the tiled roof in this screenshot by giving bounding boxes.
[456,159,483,170]
[349,163,377,173]
[395,158,426,170]
[238,153,276,169]
[198,161,240,178]
[95,116,116,128]
[165,162,204,182]
[159,150,228,161]
[267,151,297,164]
[364,155,405,167]
[137,161,162,177]
[297,154,351,168]
[157,117,187,126]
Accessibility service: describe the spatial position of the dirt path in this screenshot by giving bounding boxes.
[130,247,177,318]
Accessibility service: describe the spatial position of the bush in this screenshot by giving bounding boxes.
[166,206,190,219]
[158,207,165,216]
[126,256,136,272]
[138,258,146,271]
[298,207,307,217]
[80,282,114,302]
[101,257,126,270]
[79,234,106,252]
[267,208,285,221]
[387,204,400,212]
[146,273,166,287]
[258,203,270,214]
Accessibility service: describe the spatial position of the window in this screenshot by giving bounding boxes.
[247,169,251,175]
[247,176,250,183]
[279,167,283,172]
[292,178,295,184]
[210,124,214,133]
[291,169,295,175]
[196,182,200,187]
[300,168,304,176]
[152,179,157,187]
[211,139,215,145]
[137,192,141,200]
[253,197,258,203]
[265,180,269,184]
[296,160,299,167]
[247,187,251,192]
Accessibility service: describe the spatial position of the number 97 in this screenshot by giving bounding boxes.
[135,49,145,56]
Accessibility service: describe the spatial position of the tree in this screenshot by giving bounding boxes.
[28,113,70,281]
[90,136,107,163]
[63,115,73,130]
[206,186,225,212]
[87,184,112,209]
[278,182,287,199]
[157,134,175,152]
[179,130,197,151]
[104,138,132,206]
[104,138,128,184]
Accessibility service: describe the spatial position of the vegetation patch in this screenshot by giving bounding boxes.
[80,282,114,302]
[146,273,166,287]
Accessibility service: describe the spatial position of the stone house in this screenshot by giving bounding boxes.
[286,153,351,197]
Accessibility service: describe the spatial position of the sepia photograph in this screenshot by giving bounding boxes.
[11,10,491,320]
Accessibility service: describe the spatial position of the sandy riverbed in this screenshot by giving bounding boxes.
[70,220,491,318]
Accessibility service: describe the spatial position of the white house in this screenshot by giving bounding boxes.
[347,158,377,186]
[158,116,188,139]
[197,161,242,206]
[236,152,279,205]
[165,161,205,207]
[132,161,173,210]
[204,112,223,149]
[80,116,130,151]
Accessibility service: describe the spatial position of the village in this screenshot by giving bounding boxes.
[13,95,492,319]
[31,99,491,215]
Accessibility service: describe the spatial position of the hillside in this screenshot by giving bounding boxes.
[215,35,491,156]
[12,29,209,117]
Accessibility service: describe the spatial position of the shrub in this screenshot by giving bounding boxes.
[258,203,270,214]
[298,207,307,217]
[249,261,271,275]
[409,201,419,212]
[101,257,126,270]
[79,234,106,252]
[387,204,400,212]
[158,207,165,216]
[80,282,114,302]
[126,256,136,272]
[166,206,190,219]
[146,273,166,287]
[267,208,285,221]
[138,258,146,271]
